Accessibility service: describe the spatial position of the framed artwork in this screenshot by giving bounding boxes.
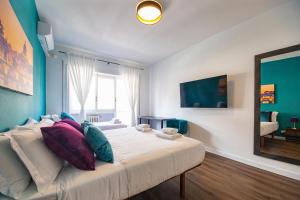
[0,0,33,95]
[261,84,275,104]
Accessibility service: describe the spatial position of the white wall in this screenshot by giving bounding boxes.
[149,1,300,180]
[46,53,64,115]
[46,46,149,119]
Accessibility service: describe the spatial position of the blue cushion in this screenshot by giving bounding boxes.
[178,120,188,134]
[260,112,271,122]
[166,119,188,134]
[61,112,76,122]
[82,122,114,163]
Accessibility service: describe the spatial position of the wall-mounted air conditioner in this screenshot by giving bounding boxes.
[37,21,54,56]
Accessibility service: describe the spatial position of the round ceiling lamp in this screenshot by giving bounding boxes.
[136,0,162,25]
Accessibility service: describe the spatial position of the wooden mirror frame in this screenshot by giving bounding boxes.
[254,44,300,165]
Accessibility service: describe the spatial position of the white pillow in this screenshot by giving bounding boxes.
[41,115,51,120]
[7,124,63,192]
[271,112,279,122]
[14,117,38,130]
[26,118,38,124]
[0,135,31,199]
[14,118,53,131]
[41,114,61,122]
[51,114,61,122]
[39,118,55,126]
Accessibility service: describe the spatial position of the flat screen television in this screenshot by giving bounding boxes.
[180,75,228,108]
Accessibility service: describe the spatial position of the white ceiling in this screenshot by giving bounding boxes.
[35,0,288,66]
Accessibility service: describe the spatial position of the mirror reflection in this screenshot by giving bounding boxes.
[259,50,300,160]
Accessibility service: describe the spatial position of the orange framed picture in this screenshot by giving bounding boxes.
[0,0,33,95]
[261,84,275,104]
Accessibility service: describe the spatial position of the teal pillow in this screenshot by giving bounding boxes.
[82,123,114,163]
[260,112,271,122]
[81,120,92,129]
[61,112,76,122]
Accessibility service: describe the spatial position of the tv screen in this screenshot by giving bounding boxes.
[180,75,228,108]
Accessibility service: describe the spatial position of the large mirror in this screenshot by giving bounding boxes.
[254,44,300,165]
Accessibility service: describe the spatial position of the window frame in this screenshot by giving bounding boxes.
[94,72,117,113]
[69,72,117,114]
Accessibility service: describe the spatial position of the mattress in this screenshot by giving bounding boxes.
[260,122,279,136]
[3,128,205,200]
[93,122,127,130]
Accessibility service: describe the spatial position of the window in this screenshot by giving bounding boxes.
[69,73,131,125]
[69,73,116,113]
[116,78,132,125]
[97,76,115,110]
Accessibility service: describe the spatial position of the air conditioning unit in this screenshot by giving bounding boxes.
[37,21,54,56]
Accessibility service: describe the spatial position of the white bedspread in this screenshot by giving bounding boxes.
[10,128,205,200]
[260,122,279,136]
[105,128,205,197]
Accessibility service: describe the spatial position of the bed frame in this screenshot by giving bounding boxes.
[128,163,202,199]
[260,131,275,147]
[179,164,201,199]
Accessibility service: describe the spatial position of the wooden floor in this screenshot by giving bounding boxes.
[260,138,300,160]
[130,152,300,200]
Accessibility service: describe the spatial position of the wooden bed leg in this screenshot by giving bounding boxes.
[180,173,186,199]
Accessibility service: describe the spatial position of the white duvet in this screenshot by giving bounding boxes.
[8,128,205,200]
[260,122,279,136]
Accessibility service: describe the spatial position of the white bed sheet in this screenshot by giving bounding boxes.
[260,122,279,136]
[2,162,127,200]
[6,128,205,200]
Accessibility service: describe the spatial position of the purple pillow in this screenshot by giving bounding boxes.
[41,122,95,170]
[60,118,83,133]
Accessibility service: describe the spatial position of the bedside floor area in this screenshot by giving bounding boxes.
[130,152,300,200]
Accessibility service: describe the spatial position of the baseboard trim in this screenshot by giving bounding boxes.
[205,146,300,181]
[264,135,285,140]
[274,136,285,140]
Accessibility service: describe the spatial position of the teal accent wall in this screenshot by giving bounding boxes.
[261,56,300,136]
[0,0,45,132]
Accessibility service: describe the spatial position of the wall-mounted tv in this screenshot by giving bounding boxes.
[180,75,228,108]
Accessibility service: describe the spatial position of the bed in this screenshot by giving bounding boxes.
[260,122,279,136]
[260,122,279,147]
[1,127,205,200]
[93,121,127,130]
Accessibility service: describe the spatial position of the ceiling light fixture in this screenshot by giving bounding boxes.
[136,0,162,25]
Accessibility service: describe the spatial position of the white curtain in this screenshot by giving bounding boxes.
[68,54,95,122]
[121,67,140,126]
